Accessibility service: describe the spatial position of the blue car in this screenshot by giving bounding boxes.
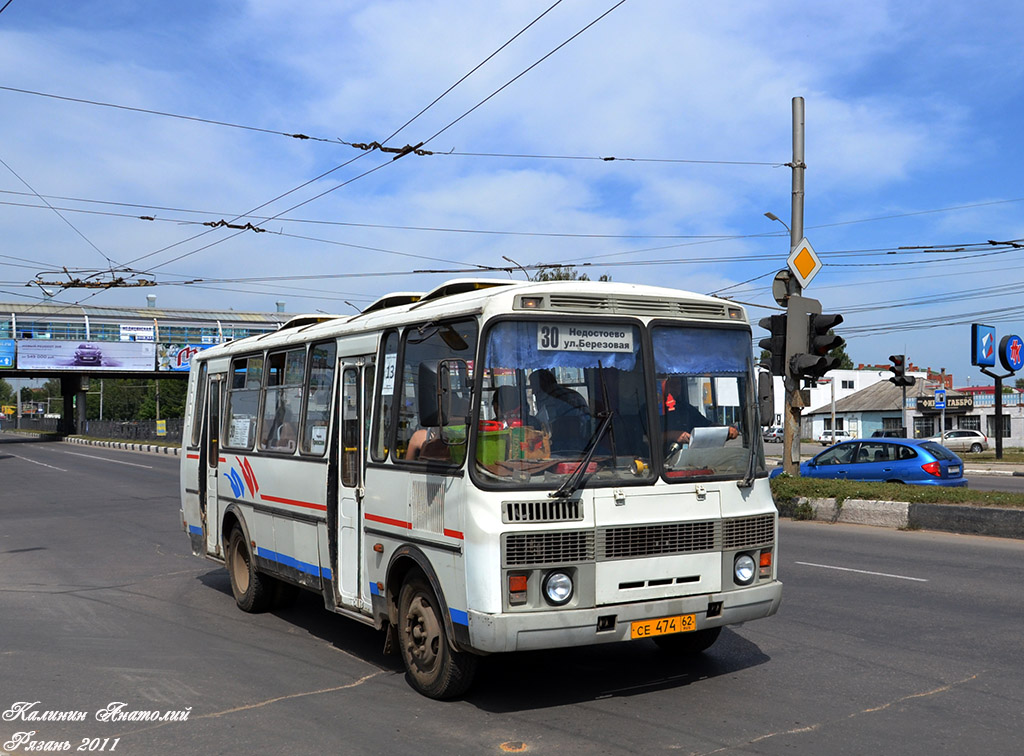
[769,438,967,487]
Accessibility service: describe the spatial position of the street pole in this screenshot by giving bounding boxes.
[830,377,835,436]
[783,96,806,475]
[940,368,946,437]
[981,367,1010,459]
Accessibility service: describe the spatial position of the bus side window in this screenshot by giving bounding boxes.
[260,348,305,453]
[301,341,336,455]
[371,331,399,462]
[189,363,207,448]
[224,355,263,450]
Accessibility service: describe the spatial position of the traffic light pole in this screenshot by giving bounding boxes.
[783,96,806,475]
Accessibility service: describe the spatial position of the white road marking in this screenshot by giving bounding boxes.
[60,450,153,469]
[795,561,928,582]
[9,453,68,472]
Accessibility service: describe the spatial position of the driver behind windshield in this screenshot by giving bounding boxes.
[661,375,738,457]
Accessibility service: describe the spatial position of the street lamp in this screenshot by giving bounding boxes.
[764,211,791,233]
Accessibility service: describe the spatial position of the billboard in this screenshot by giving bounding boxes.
[16,340,155,371]
[971,324,996,367]
[0,339,14,369]
[120,324,155,342]
[157,343,211,372]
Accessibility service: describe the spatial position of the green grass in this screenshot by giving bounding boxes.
[770,474,1024,510]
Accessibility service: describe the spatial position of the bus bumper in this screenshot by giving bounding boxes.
[465,580,782,654]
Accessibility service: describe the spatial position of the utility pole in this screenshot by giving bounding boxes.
[783,96,806,475]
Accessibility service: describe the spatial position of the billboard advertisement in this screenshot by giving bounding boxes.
[120,324,155,342]
[0,339,14,369]
[157,343,211,372]
[16,340,155,371]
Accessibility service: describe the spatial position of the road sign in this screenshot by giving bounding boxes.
[786,238,822,289]
[934,389,946,410]
[971,324,995,367]
[999,334,1024,373]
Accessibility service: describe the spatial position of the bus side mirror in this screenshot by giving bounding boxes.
[758,371,774,427]
[438,359,471,446]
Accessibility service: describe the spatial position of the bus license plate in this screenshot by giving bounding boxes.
[630,614,696,639]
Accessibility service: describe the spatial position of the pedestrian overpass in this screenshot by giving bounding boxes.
[1,298,293,434]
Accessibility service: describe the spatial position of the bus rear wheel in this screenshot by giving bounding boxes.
[227,526,272,613]
[653,626,721,655]
[397,571,477,699]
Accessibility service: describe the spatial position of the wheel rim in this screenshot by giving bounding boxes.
[231,539,250,593]
[403,592,441,674]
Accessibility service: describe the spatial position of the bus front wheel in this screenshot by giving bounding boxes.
[227,526,272,613]
[397,571,477,699]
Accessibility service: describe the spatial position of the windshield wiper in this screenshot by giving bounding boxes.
[549,411,614,499]
[739,428,758,488]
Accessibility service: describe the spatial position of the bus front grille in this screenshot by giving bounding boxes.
[598,521,717,560]
[501,514,775,567]
[503,531,595,567]
[503,499,583,524]
[722,514,775,550]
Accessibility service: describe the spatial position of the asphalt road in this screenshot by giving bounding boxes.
[2,433,1023,755]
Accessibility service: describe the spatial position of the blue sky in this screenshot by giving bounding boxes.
[1,0,1023,386]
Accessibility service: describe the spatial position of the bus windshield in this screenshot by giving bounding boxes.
[475,320,650,487]
[651,325,763,480]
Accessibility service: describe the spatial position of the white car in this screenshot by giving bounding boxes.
[817,429,853,446]
[927,429,989,453]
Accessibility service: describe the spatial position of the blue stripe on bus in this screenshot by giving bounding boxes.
[369,581,381,596]
[256,547,329,579]
[449,608,469,626]
[188,525,203,536]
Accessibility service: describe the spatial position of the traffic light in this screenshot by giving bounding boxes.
[786,295,845,381]
[888,354,917,387]
[758,314,787,376]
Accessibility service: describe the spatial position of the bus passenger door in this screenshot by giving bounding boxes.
[335,361,367,609]
[204,376,224,557]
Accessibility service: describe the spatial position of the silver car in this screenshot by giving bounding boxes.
[927,429,988,453]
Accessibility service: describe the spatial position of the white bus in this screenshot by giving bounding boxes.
[179,278,781,698]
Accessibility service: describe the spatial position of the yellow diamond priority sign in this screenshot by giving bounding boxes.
[786,237,822,289]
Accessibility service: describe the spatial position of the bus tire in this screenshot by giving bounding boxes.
[227,526,272,613]
[397,571,478,699]
[653,626,721,655]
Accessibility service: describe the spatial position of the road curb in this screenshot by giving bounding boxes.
[66,436,181,457]
[779,496,1024,540]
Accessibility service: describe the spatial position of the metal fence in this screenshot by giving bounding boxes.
[1,416,184,442]
[81,418,184,443]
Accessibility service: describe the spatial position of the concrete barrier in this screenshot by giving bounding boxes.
[66,436,181,457]
[780,496,1024,540]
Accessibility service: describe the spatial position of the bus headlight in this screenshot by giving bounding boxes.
[734,554,756,586]
[543,571,574,605]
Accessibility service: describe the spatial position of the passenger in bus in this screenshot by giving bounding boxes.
[529,369,591,452]
[406,395,470,461]
[493,385,533,429]
[661,375,738,457]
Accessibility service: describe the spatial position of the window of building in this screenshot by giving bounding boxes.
[986,415,1012,438]
[959,416,981,431]
[913,417,934,438]
[882,417,902,430]
[841,380,854,389]
[823,418,844,431]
